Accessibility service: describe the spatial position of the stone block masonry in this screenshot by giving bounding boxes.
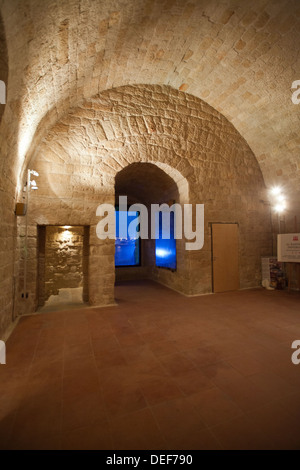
[44,226,84,301]
[1,0,300,339]
[15,84,273,314]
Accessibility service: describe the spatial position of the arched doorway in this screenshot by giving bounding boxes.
[114,162,188,294]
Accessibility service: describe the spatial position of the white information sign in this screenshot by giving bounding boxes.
[277,233,300,263]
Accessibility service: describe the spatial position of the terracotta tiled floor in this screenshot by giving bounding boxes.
[1,280,300,450]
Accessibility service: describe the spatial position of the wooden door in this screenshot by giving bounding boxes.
[212,223,239,293]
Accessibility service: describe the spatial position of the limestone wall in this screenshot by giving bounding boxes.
[1,1,300,339]
[12,84,273,315]
[44,226,84,300]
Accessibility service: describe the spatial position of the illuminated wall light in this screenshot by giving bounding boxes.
[274,202,286,214]
[60,229,72,243]
[30,180,38,190]
[270,186,282,196]
[61,226,72,240]
[27,169,39,191]
[23,169,39,298]
[269,186,287,214]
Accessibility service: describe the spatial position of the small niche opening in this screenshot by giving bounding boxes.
[37,225,89,312]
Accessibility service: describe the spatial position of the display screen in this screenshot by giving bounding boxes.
[115,211,140,266]
[155,211,176,270]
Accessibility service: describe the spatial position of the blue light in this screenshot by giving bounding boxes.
[155,211,176,270]
[115,211,140,266]
[156,248,170,258]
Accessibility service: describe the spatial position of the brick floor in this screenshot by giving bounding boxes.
[1,280,300,449]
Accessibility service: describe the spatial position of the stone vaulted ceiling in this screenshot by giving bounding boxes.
[0,0,300,210]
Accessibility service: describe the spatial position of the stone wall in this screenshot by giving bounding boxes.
[2,0,300,210]
[0,0,300,340]
[44,226,84,300]
[0,10,13,338]
[0,2,300,340]
[12,84,273,315]
[0,15,8,122]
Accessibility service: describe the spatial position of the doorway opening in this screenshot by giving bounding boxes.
[37,225,89,312]
[114,162,180,284]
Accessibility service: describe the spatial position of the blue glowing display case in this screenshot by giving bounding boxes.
[114,209,176,270]
[115,211,140,267]
[155,211,176,270]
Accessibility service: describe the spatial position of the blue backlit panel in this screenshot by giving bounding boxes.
[115,211,140,267]
[155,211,176,270]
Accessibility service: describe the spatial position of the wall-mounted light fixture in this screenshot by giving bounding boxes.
[269,186,287,247]
[27,169,39,191]
[30,179,38,190]
[22,169,39,299]
[270,186,287,215]
[16,170,40,216]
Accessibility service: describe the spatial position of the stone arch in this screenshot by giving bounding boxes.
[115,160,189,205]
[114,161,189,291]
[16,84,272,313]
